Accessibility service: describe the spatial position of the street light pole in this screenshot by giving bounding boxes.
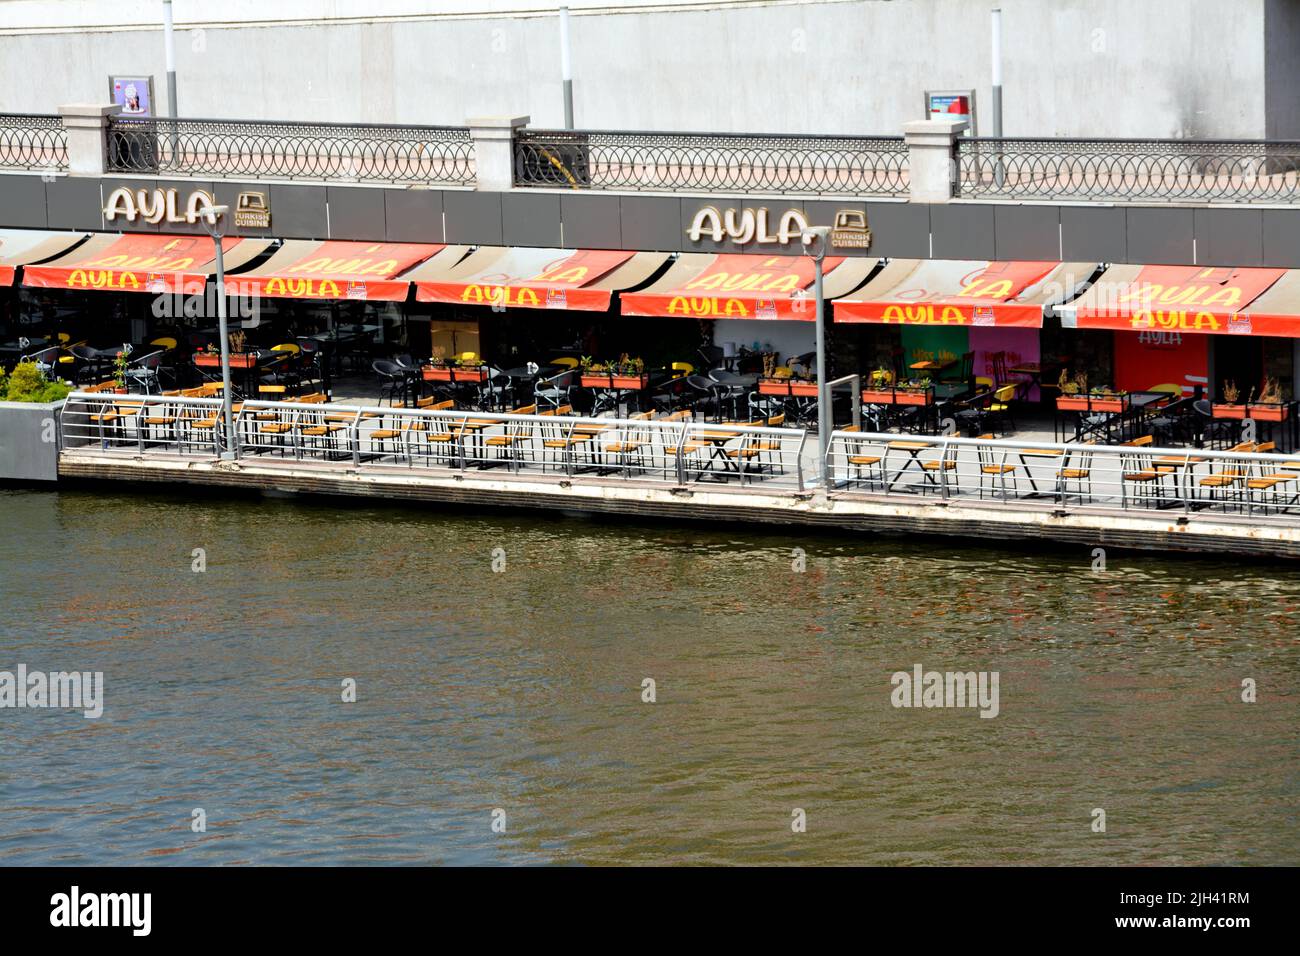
[802,225,832,475]
[199,203,234,458]
[559,6,574,129]
[163,0,178,117]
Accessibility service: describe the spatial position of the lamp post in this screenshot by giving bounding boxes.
[198,203,234,458]
[801,225,832,473]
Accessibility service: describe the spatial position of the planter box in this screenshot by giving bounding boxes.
[581,373,649,390]
[1057,395,1125,413]
[1212,403,1247,419]
[194,352,258,369]
[863,387,932,406]
[1247,403,1290,421]
[759,378,817,397]
[424,366,488,383]
[0,399,64,480]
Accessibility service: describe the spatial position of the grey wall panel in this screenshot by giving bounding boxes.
[559,192,622,250]
[1193,207,1263,266]
[1060,206,1127,262]
[267,184,328,239]
[994,204,1061,260]
[443,190,503,246]
[501,191,562,248]
[45,178,104,231]
[861,201,930,259]
[384,189,443,243]
[1125,207,1194,265]
[619,195,682,252]
[930,203,995,260]
[1262,209,1300,268]
[0,402,60,481]
[326,186,387,241]
[0,175,49,228]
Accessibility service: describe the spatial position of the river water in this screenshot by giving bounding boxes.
[0,486,1296,865]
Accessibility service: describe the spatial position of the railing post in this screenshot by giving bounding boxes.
[56,103,120,176]
[467,115,529,191]
[902,118,967,203]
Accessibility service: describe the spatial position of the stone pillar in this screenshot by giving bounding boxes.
[903,118,967,203]
[467,115,530,191]
[57,103,122,176]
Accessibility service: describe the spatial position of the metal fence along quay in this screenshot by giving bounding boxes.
[0,113,68,172]
[513,128,911,196]
[5,108,1300,204]
[103,116,477,185]
[58,393,1300,523]
[957,137,1300,203]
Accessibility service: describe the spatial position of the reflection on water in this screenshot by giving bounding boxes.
[0,487,1296,865]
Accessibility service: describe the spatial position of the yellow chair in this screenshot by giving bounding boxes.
[670,361,694,378]
[150,336,178,350]
[271,343,300,355]
[553,357,579,369]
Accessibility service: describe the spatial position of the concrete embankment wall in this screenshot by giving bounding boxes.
[57,452,1300,560]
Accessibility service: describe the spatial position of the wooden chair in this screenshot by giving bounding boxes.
[1120,435,1169,508]
[484,404,537,469]
[1197,440,1257,511]
[1055,442,1096,505]
[839,423,885,490]
[603,411,654,477]
[920,440,959,494]
[977,436,1017,499]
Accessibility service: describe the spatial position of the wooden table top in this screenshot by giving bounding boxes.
[888,440,935,450]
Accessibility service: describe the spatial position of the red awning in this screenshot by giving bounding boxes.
[226,240,446,301]
[1059,264,1295,336]
[620,253,877,320]
[833,259,1094,328]
[409,247,664,311]
[23,233,269,294]
[0,229,89,285]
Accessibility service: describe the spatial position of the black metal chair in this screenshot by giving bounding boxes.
[372,359,408,407]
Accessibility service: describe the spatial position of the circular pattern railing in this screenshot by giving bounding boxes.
[957,138,1300,203]
[105,117,476,185]
[514,129,910,196]
[0,113,68,172]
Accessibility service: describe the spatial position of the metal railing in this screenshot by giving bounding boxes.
[0,113,68,172]
[59,394,809,492]
[956,137,1300,203]
[825,430,1300,520]
[104,116,476,185]
[514,128,910,196]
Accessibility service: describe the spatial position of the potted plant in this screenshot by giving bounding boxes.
[1248,377,1289,421]
[1087,386,1126,413]
[861,367,896,404]
[580,357,614,389]
[1213,380,1246,419]
[1056,370,1092,411]
[112,350,130,394]
[609,355,648,390]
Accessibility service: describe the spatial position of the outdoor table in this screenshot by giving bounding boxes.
[885,439,938,492]
[1153,453,1209,506]
[909,358,956,373]
[708,371,758,421]
[1016,448,1066,496]
[694,428,743,480]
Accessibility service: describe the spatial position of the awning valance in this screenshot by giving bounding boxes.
[833,259,1096,328]
[0,229,88,285]
[620,254,877,320]
[23,233,269,294]
[1058,264,1297,336]
[225,240,451,301]
[410,247,667,311]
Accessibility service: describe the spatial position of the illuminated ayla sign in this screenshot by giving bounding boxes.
[103,186,219,225]
[687,206,811,245]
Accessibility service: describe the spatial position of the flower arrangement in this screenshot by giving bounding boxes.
[112,350,130,388]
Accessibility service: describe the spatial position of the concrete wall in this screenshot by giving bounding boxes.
[1265,0,1300,140]
[0,401,62,481]
[0,0,1274,138]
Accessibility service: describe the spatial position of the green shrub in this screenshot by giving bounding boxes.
[1,361,71,403]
